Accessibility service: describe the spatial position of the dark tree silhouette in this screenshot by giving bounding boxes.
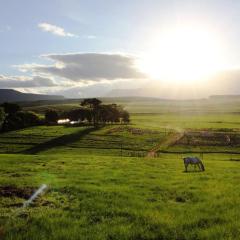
[56,98,130,127]
[45,110,59,124]
[66,109,82,121]
[81,98,102,126]
[1,102,21,115]
[0,107,5,128]
[120,110,130,123]
[2,111,40,132]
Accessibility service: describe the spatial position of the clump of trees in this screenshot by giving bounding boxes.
[45,110,59,124]
[60,108,92,122]
[80,98,130,126]
[0,102,41,132]
[0,98,130,132]
[45,98,130,126]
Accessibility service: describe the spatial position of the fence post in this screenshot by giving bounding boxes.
[120,142,123,157]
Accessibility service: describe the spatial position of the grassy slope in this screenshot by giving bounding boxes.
[1,98,240,239]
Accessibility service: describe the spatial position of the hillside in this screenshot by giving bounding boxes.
[0,89,64,103]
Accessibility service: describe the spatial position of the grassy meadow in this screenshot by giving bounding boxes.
[1,97,240,239]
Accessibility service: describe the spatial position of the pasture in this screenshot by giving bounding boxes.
[1,97,240,239]
[1,153,240,240]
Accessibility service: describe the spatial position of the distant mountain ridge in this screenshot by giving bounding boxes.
[0,89,64,103]
[106,88,240,100]
[209,95,240,99]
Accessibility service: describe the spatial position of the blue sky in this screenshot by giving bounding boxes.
[1,0,240,98]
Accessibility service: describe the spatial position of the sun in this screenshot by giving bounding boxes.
[138,25,225,83]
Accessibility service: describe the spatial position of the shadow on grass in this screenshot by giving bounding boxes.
[183,170,205,173]
[23,127,98,154]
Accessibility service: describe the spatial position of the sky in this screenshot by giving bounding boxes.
[1,0,240,98]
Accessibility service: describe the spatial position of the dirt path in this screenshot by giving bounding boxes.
[147,130,185,157]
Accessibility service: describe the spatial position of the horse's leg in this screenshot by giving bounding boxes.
[185,163,188,172]
[197,163,201,171]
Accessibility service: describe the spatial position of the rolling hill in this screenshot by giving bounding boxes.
[0,89,64,103]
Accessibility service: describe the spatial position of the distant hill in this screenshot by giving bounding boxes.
[105,88,151,98]
[105,88,205,99]
[209,95,240,99]
[0,89,64,103]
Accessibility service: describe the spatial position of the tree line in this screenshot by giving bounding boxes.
[0,98,130,132]
[45,98,130,126]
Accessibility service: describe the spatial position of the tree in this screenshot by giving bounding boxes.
[84,109,93,123]
[57,99,130,127]
[66,109,84,122]
[98,104,124,124]
[106,104,120,123]
[2,111,41,132]
[1,102,21,115]
[59,111,69,120]
[45,110,58,124]
[120,110,130,123]
[98,105,110,123]
[81,98,102,109]
[81,98,102,126]
[18,111,41,126]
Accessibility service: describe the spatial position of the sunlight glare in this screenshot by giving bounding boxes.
[138,25,225,83]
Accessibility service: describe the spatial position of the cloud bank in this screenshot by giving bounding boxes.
[0,52,145,96]
[0,75,57,88]
[19,53,145,82]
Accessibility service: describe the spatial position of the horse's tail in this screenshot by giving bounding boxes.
[199,161,205,171]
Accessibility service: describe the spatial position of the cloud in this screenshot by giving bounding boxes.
[84,35,97,39]
[38,22,77,37]
[7,52,146,98]
[19,53,145,82]
[0,75,58,88]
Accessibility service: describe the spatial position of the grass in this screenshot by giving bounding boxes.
[0,125,166,156]
[1,97,240,239]
[1,153,240,239]
[131,113,240,130]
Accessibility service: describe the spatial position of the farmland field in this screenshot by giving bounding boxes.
[1,97,240,239]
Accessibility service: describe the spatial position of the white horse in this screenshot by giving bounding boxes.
[183,157,205,172]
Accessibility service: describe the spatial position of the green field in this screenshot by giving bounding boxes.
[1,97,240,239]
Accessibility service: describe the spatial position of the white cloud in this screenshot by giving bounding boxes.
[84,35,97,39]
[38,22,77,37]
